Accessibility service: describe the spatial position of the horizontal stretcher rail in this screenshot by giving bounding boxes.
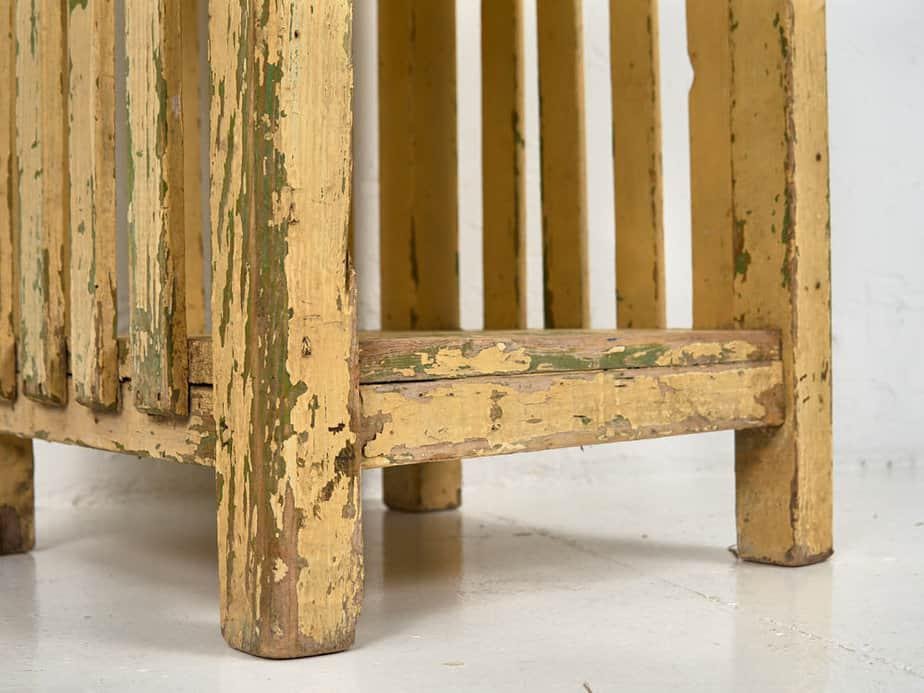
[0,330,783,468]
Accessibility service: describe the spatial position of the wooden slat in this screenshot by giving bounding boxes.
[358,329,780,383]
[687,0,735,329]
[361,361,784,466]
[536,0,589,328]
[0,358,784,471]
[688,0,833,566]
[0,3,16,401]
[182,0,206,337]
[210,0,362,658]
[68,0,119,411]
[611,0,666,328]
[482,0,526,330]
[15,0,69,406]
[379,0,461,512]
[126,0,188,417]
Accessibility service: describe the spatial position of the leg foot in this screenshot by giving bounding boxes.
[0,435,34,555]
[384,460,461,513]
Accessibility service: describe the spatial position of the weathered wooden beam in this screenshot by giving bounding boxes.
[361,361,784,467]
[482,0,527,330]
[0,357,785,472]
[611,0,666,329]
[379,0,462,512]
[210,0,362,658]
[0,434,33,555]
[0,3,16,402]
[15,0,69,406]
[126,0,188,417]
[536,0,589,328]
[182,0,206,337]
[68,0,119,411]
[687,0,735,329]
[690,0,833,566]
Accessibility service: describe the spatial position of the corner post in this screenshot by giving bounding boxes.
[209,0,362,657]
[0,435,34,555]
[690,0,832,566]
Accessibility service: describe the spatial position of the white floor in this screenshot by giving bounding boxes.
[2,454,922,692]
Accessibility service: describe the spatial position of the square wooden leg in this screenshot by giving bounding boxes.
[0,435,34,555]
[689,0,833,566]
[209,0,361,657]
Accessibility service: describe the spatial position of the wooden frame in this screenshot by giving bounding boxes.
[0,0,832,658]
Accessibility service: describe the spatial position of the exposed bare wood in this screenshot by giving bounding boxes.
[0,3,16,401]
[182,0,206,337]
[611,0,665,329]
[687,0,735,329]
[698,0,833,566]
[361,362,784,467]
[210,0,362,658]
[536,0,589,328]
[0,434,33,554]
[482,0,526,330]
[15,0,69,405]
[126,0,188,417]
[379,0,461,512]
[68,0,119,411]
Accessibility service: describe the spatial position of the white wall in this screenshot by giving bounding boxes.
[36,0,924,507]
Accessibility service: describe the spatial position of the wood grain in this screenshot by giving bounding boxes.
[68,0,119,411]
[210,0,362,658]
[536,0,589,328]
[379,0,461,512]
[15,0,69,406]
[0,434,33,555]
[0,3,16,401]
[687,0,735,329]
[361,361,784,466]
[482,0,526,330]
[611,0,665,329]
[126,0,188,417]
[690,0,833,566]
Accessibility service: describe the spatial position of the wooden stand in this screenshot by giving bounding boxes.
[0,0,832,658]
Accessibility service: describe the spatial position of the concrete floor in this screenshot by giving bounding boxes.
[1,455,922,692]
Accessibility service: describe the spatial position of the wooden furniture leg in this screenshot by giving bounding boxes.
[689,0,833,566]
[209,0,362,658]
[0,435,33,555]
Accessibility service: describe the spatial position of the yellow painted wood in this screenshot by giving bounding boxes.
[361,361,784,466]
[690,0,833,566]
[687,0,735,329]
[210,0,362,658]
[182,0,206,337]
[68,0,119,411]
[536,0,589,328]
[482,0,526,330]
[0,434,33,555]
[0,3,17,401]
[611,0,665,328]
[379,0,461,512]
[126,0,188,417]
[15,0,69,406]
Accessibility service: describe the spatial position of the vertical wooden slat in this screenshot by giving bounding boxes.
[182,0,206,337]
[687,0,735,329]
[482,0,526,330]
[68,0,119,411]
[690,0,833,566]
[536,0,589,329]
[15,0,69,406]
[210,0,362,658]
[126,0,188,417]
[379,0,462,512]
[611,0,666,329]
[0,3,17,401]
